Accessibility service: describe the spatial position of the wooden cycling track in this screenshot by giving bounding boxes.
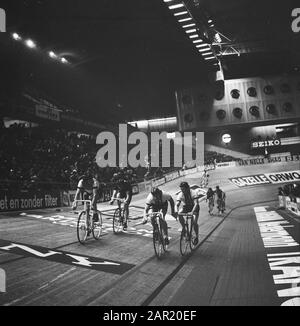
[0,161,299,306]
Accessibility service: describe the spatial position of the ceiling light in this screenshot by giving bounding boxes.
[186,29,197,33]
[208,19,213,23]
[61,57,68,64]
[204,56,215,60]
[202,52,213,56]
[12,33,21,40]
[199,49,212,53]
[169,4,184,9]
[214,32,222,43]
[49,51,57,59]
[192,39,203,43]
[163,0,173,2]
[196,44,209,48]
[178,17,192,22]
[189,34,199,39]
[25,39,36,48]
[174,11,188,16]
[182,23,196,28]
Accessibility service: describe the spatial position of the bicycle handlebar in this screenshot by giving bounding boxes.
[144,212,163,218]
[73,200,92,205]
[111,197,126,203]
[177,212,195,217]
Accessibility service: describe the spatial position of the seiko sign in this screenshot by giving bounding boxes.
[251,139,281,149]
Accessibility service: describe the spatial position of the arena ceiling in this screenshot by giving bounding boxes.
[0,0,299,124]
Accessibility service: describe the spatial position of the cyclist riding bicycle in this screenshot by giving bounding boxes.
[72,168,100,226]
[206,187,215,214]
[201,170,210,188]
[143,187,177,246]
[176,181,200,245]
[109,173,133,230]
[215,186,226,214]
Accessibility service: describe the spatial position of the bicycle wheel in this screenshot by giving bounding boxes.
[153,221,165,259]
[180,227,190,256]
[113,208,123,234]
[77,211,88,244]
[92,211,103,240]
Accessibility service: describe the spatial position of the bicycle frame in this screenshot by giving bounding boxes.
[74,200,102,244]
[145,211,166,258]
[111,197,126,208]
[178,212,196,255]
[112,197,128,234]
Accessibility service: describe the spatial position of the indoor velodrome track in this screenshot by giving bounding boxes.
[0,161,299,306]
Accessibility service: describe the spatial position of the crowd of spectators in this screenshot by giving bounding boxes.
[204,151,237,165]
[0,124,239,192]
[0,124,141,191]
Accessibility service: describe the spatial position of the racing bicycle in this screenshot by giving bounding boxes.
[75,200,103,245]
[111,197,128,234]
[178,212,198,256]
[144,212,167,259]
[207,196,215,215]
[217,198,226,214]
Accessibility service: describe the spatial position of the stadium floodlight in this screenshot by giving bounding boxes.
[169,4,184,10]
[182,23,196,28]
[186,29,197,33]
[12,33,21,40]
[174,11,188,16]
[178,17,192,22]
[25,39,36,48]
[61,57,68,64]
[49,51,57,59]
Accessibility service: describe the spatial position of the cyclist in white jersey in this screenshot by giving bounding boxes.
[72,168,100,222]
[176,181,200,245]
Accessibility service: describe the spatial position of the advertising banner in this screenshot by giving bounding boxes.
[229,170,300,187]
[0,190,61,212]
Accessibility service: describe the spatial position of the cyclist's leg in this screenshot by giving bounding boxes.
[161,203,169,244]
[123,192,132,229]
[193,206,200,244]
[92,190,99,222]
[83,192,92,235]
[217,198,221,213]
[178,206,188,236]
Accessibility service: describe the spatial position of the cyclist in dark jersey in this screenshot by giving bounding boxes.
[215,186,226,214]
[143,187,176,246]
[206,187,215,214]
[176,181,200,245]
[109,173,133,230]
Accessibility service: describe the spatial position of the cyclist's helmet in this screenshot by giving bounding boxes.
[180,181,190,190]
[151,187,162,197]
